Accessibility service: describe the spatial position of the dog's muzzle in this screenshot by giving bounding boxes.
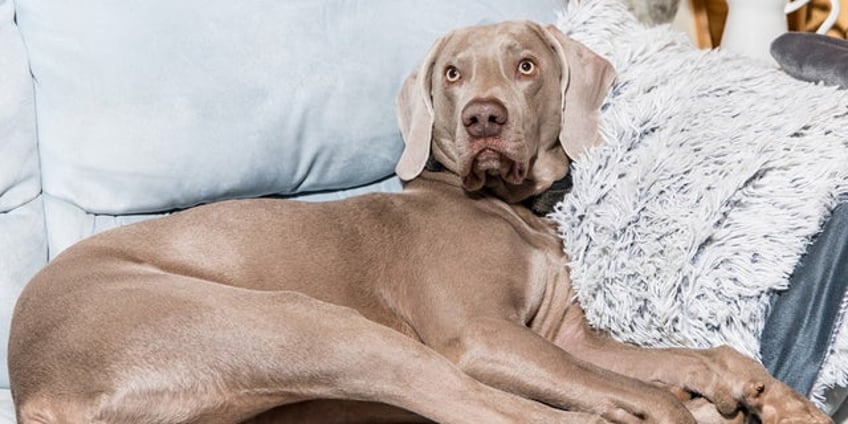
[461,144,527,192]
[459,99,527,191]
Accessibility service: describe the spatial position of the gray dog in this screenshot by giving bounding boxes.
[9,21,831,424]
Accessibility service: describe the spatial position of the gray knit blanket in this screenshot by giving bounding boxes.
[551,0,848,406]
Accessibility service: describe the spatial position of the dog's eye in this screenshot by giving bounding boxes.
[445,66,461,83]
[518,59,536,76]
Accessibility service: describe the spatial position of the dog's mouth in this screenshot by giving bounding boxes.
[461,145,527,192]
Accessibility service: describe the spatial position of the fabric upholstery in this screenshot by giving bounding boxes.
[44,177,402,259]
[0,0,45,389]
[763,37,848,406]
[14,0,563,215]
[0,389,14,423]
[0,0,38,212]
[0,200,46,390]
[762,202,848,397]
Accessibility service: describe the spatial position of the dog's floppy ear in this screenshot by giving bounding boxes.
[542,25,616,160]
[395,36,447,181]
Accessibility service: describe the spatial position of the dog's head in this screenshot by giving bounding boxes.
[396,20,615,203]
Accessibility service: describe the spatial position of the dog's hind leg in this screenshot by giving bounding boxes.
[12,274,601,424]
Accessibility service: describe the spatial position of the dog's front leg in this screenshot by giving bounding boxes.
[433,317,697,424]
[555,308,833,424]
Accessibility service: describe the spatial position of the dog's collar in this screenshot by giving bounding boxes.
[424,155,446,173]
[523,173,572,217]
[423,155,571,217]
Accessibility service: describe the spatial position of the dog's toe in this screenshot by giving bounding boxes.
[750,382,833,424]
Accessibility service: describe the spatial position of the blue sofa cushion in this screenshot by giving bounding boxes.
[0,0,38,212]
[14,0,563,215]
[0,0,45,389]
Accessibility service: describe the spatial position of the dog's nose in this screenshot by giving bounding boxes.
[462,99,508,138]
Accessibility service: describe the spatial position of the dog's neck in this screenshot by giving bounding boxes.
[423,156,571,217]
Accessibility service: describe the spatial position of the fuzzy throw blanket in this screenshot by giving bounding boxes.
[551,0,848,407]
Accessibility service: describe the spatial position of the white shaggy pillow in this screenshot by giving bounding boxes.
[550,0,848,405]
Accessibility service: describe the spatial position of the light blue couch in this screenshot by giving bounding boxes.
[5,1,848,422]
[0,0,565,421]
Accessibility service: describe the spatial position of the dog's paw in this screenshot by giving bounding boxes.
[703,346,832,424]
[741,379,832,424]
[599,386,697,424]
[685,397,746,424]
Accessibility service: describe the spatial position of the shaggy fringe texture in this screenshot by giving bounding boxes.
[551,0,848,408]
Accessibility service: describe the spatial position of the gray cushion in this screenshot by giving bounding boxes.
[14,0,563,215]
[771,32,848,89]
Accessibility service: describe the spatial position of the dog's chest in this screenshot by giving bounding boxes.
[376,193,568,326]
